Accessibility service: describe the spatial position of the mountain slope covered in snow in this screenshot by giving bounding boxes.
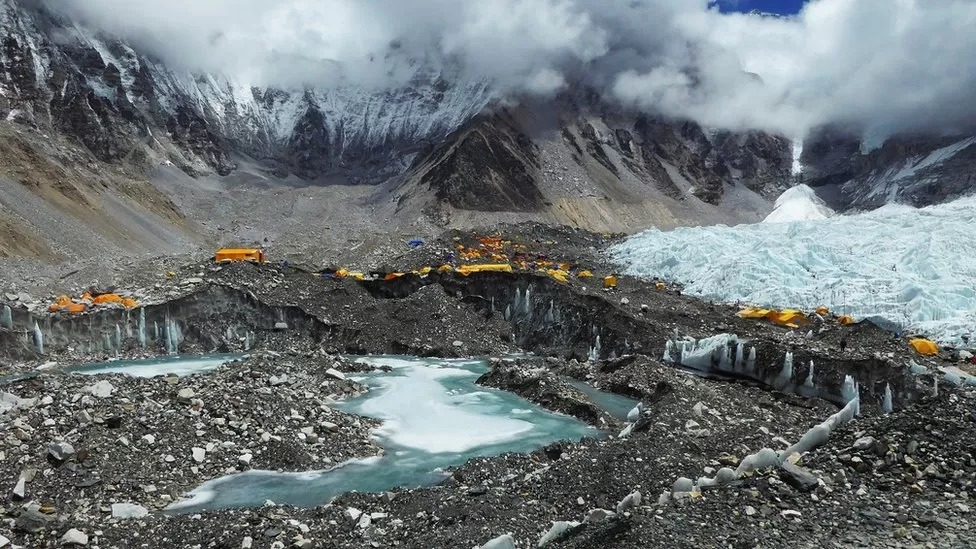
[610,196,976,344]
[801,130,976,211]
[0,0,493,180]
[763,184,834,223]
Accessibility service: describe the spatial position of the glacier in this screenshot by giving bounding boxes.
[611,196,976,344]
[763,184,834,223]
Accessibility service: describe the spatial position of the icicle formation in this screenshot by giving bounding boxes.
[165,317,182,355]
[882,383,893,414]
[137,308,147,349]
[522,287,532,316]
[778,352,794,386]
[115,324,123,350]
[663,340,674,362]
[1,304,12,330]
[672,334,738,372]
[746,347,757,372]
[33,321,44,354]
[804,361,815,388]
[244,331,252,351]
[588,335,602,362]
[841,375,860,415]
[734,343,744,370]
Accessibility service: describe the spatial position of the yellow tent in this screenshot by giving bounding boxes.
[577,270,594,278]
[838,315,855,325]
[738,307,772,319]
[603,276,618,289]
[547,269,569,283]
[816,306,829,315]
[456,264,513,276]
[909,338,939,356]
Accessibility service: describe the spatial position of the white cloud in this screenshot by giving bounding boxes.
[47,0,976,141]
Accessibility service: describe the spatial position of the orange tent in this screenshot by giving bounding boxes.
[92,294,124,305]
[909,338,939,356]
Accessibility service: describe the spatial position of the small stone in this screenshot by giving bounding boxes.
[672,477,694,493]
[176,388,195,402]
[717,454,739,466]
[452,340,464,347]
[480,534,516,549]
[893,526,909,539]
[13,477,26,500]
[268,375,288,386]
[60,528,88,545]
[745,506,757,516]
[0,533,10,547]
[238,453,253,467]
[685,419,700,430]
[86,380,115,398]
[778,462,820,492]
[692,402,705,417]
[344,507,362,523]
[615,490,642,513]
[620,297,630,306]
[274,322,288,330]
[164,455,176,463]
[15,507,51,533]
[324,368,346,381]
[241,536,253,549]
[48,441,76,462]
[141,434,156,445]
[781,510,801,519]
[956,503,971,513]
[75,411,93,424]
[111,503,149,518]
[191,447,206,462]
[585,508,617,524]
[853,436,876,451]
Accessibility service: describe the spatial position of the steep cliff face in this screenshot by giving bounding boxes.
[801,128,976,210]
[391,99,793,231]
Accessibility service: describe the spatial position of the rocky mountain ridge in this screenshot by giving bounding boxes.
[801,129,976,210]
[0,0,492,181]
[0,0,973,265]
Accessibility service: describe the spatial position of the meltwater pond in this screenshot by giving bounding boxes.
[168,356,600,513]
[66,354,240,378]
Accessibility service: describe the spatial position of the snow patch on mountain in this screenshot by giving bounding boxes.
[764,184,833,223]
[846,136,976,204]
[611,196,976,344]
[791,138,803,176]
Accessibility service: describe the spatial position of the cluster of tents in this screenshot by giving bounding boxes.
[319,235,619,287]
[738,305,943,356]
[737,306,855,329]
[48,292,139,314]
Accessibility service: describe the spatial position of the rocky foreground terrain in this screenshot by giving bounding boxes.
[0,226,974,548]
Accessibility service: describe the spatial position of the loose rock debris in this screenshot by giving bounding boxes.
[0,224,972,548]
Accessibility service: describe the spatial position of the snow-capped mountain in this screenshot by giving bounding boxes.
[0,0,492,181]
[1,0,973,261]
